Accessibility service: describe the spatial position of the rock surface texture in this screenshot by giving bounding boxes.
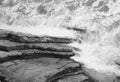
[0,29,118,82]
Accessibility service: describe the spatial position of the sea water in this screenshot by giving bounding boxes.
[0,0,120,75]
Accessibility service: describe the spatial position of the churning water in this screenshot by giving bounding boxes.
[1,0,120,75]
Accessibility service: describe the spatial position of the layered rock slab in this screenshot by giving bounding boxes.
[0,29,73,43]
[0,58,81,82]
[0,29,118,82]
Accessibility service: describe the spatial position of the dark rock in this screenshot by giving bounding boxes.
[0,29,73,43]
[0,50,74,63]
[0,29,74,63]
[115,76,120,82]
[66,27,86,34]
[0,40,73,52]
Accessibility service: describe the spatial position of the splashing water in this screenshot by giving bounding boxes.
[1,0,120,75]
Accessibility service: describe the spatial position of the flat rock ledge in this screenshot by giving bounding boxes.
[0,29,118,82]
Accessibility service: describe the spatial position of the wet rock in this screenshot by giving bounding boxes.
[115,76,120,82]
[0,50,74,63]
[0,29,73,43]
[0,29,117,82]
[0,58,81,82]
[0,31,74,62]
[0,40,73,52]
[66,27,86,34]
[82,68,116,82]
[57,74,89,82]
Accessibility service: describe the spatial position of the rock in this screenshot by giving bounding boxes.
[0,50,74,63]
[0,40,73,52]
[0,29,117,82]
[0,58,81,82]
[0,29,73,43]
[57,74,89,82]
[82,68,116,82]
[115,76,120,82]
[66,27,86,34]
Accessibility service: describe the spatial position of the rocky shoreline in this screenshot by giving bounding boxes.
[0,29,118,82]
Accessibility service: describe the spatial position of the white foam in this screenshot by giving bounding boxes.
[69,39,120,75]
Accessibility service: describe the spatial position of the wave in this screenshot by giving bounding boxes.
[1,0,120,75]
